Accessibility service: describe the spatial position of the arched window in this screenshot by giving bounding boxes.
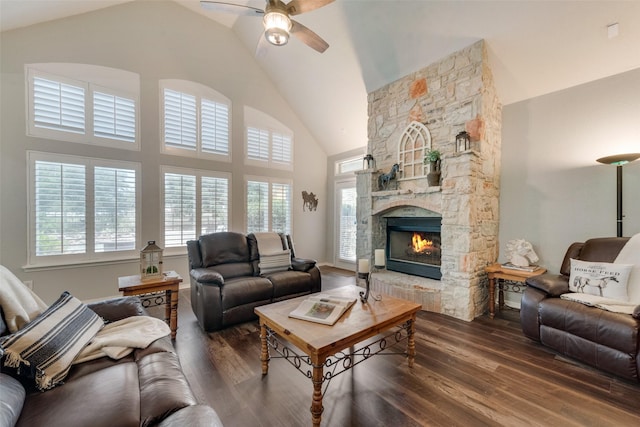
[26,63,140,150]
[398,121,431,180]
[244,106,293,170]
[160,79,231,162]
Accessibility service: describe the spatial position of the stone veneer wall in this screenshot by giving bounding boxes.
[356,40,502,321]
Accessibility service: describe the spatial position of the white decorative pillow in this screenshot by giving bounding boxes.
[569,259,633,301]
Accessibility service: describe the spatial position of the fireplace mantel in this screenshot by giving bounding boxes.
[356,170,444,217]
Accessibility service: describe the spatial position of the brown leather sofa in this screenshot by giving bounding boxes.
[187,232,321,332]
[0,296,223,427]
[520,237,640,382]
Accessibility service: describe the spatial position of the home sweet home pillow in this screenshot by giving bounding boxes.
[569,258,633,301]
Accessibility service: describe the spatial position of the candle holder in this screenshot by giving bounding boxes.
[357,272,370,303]
[357,271,382,303]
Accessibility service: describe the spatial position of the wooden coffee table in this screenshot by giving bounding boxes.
[254,285,421,427]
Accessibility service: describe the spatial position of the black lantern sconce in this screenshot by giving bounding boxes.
[363,154,375,170]
[455,131,470,153]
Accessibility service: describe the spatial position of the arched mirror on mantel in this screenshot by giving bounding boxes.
[397,121,432,180]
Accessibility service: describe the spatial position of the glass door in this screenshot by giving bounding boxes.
[334,180,357,270]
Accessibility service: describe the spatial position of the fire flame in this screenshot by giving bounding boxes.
[412,232,434,253]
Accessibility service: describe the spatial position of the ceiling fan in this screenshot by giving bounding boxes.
[200,0,334,54]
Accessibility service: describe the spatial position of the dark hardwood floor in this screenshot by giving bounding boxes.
[173,266,640,426]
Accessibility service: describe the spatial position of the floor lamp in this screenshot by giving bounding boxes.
[596,153,640,237]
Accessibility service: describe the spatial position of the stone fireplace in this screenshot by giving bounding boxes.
[356,40,502,321]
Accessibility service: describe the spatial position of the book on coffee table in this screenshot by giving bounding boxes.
[289,294,357,325]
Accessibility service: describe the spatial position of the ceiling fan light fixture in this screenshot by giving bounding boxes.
[263,11,291,46]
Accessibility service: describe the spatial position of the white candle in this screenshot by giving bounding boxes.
[358,259,369,273]
[374,249,385,267]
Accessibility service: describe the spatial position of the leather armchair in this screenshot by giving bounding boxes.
[520,237,640,382]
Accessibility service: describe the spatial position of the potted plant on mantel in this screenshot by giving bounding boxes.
[424,149,441,187]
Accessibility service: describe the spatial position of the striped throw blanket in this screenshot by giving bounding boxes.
[254,232,291,275]
[1,291,104,390]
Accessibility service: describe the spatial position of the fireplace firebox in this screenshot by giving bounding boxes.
[385,217,442,280]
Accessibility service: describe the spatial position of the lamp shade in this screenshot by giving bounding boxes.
[263,11,291,46]
[596,153,640,166]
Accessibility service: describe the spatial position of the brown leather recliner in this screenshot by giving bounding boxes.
[187,232,321,332]
[0,296,223,427]
[520,237,640,382]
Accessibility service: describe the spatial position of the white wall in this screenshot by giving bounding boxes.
[0,0,327,303]
[500,68,640,277]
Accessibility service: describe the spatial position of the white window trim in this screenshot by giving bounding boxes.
[244,175,293,234]
[25,64,140,151]
[160,79,232,163]
[335,155,364,176]
[25,151,141,269]
[244,106,293,171]
[160,165,232,255]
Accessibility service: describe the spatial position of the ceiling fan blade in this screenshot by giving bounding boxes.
[200,1,264,16]
[290,19,329,53]
[286,0,334,16]
[255,33,270,59]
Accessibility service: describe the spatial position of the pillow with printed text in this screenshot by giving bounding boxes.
[569,258,632,302]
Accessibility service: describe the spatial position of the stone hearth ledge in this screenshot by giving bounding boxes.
[368,270,442,313]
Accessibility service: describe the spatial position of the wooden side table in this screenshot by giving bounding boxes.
[484,263,546,319]
[118,271,182,339]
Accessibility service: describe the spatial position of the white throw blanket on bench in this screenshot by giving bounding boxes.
[254,232,291,275]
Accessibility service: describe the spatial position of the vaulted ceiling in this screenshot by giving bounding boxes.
[2,0,639,156]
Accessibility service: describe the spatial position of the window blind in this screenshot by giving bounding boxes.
[338,187,357,261]
[246,180,269,233]
[164,173,196,247]
[93,91,136,143]
[246,127,270,161]
[33,77,85,134]
[94,166,136,252]
[271,182,291,235]
[164,89,197,149]
[271,132,292,164]
[201,99,229,155]
[201,176,229,234]
[34,161,86,256]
